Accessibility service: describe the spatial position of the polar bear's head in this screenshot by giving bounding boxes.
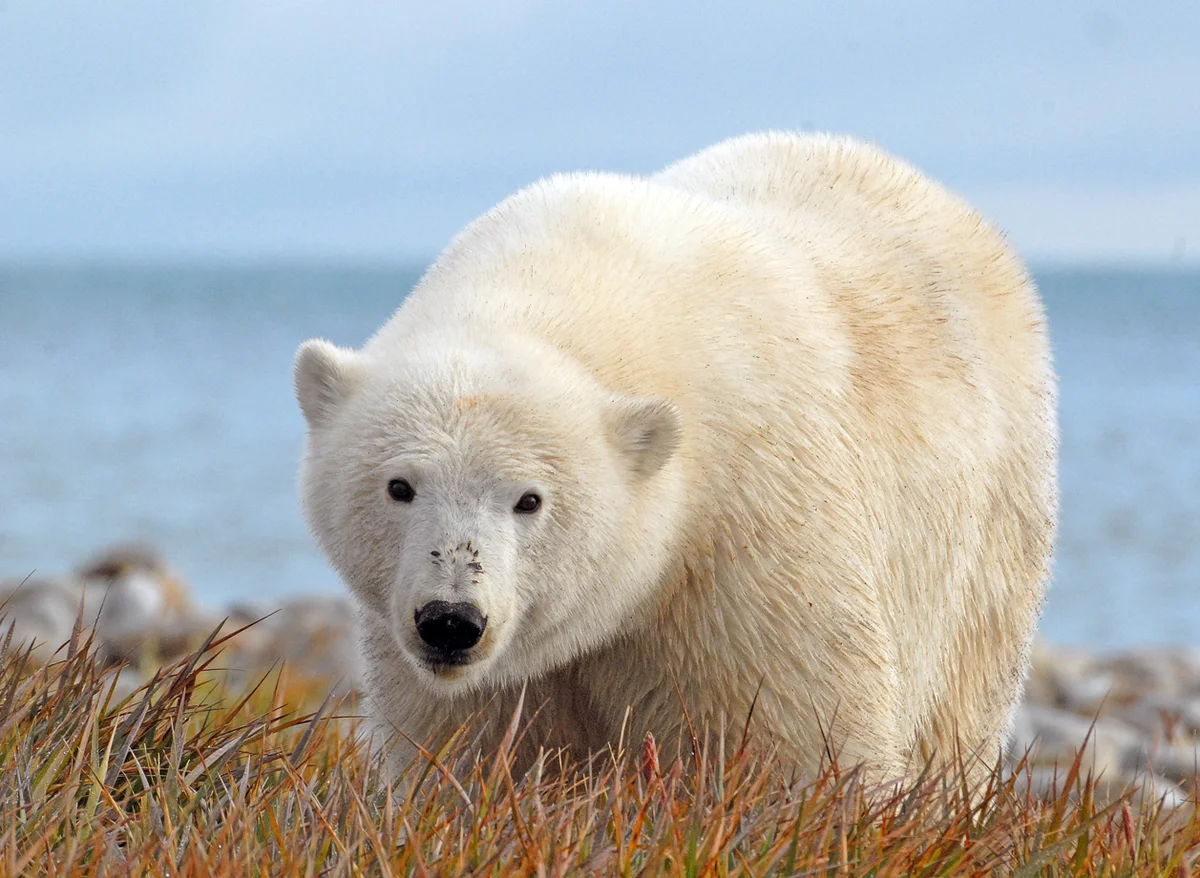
[294,335,685,692]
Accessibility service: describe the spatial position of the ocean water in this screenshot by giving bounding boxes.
[0,264,1197,648]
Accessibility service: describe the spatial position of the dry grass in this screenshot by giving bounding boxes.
[2,624,1198,877]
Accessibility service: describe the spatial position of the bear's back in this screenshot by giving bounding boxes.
[656,132,1055,468]
[655,131,1003,274]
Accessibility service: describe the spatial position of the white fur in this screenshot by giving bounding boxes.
[295,132,1057,784]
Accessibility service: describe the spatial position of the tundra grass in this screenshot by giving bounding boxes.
[1,625,1197,877]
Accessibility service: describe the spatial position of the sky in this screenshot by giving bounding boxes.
[1,0,1197,265]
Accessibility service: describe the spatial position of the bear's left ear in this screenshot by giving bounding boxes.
[604,396,683,480]
[294,338,365,428]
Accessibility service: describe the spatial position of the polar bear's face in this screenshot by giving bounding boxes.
[294,338,684,692]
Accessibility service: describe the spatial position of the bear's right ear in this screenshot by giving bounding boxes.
[294,339,365,428]
[604,396,683,481]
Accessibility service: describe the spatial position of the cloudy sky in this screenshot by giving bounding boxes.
[1,0,1197,264]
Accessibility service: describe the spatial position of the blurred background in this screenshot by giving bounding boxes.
[0,1,1196,647]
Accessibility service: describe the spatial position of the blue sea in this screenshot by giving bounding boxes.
[0,265,1197,648]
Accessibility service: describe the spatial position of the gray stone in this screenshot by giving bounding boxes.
[219,594,362,695]
[1,543,196,666]
[1130,772,1191,810]
[1007,704,1147,779]
[1117,693,1200,741]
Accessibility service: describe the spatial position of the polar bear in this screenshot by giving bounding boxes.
[294,132,1057,785]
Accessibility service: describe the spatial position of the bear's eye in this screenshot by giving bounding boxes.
[514,492,541,514]
[387,479,415,503]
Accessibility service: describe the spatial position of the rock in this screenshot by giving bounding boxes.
[1123,739,1200,791]
[1008,695,1200,801]
[219,595,361,696]
[1056,669,1120,716]
[74,542,194,661]
[1006,761,1190,810]
[1116,692,1200,742]
[0,574,94,663]
[1131,772,1191,810]
[103,665,146,703]
[1166,647,1200,692]
[1,542,197,667]
[1007,704,1146,779]
[1023,640,1106,711]
[1101,648,1190,703]
[1006,764,1072,801]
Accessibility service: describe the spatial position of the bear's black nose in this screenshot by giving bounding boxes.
[414,600,487,653]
